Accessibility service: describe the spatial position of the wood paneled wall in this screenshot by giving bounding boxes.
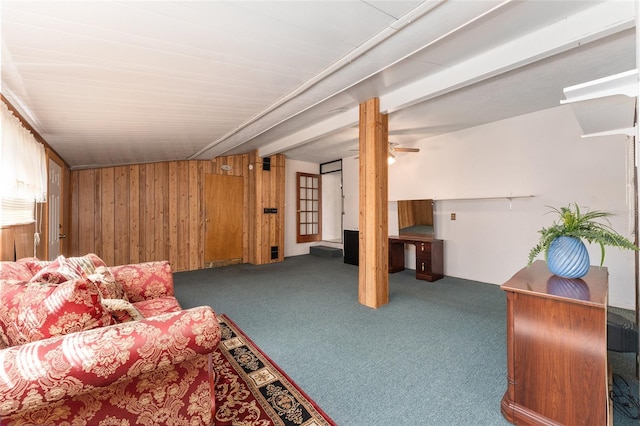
[0,223,36,261]
[247,151,285,264]
[69,152,285,271]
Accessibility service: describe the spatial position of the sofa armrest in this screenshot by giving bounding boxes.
[0,306,220,417]
[109,260,174,302]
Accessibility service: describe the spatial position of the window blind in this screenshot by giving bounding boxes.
[0,101,47,227]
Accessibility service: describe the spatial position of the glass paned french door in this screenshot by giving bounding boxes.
[296,172,321,243]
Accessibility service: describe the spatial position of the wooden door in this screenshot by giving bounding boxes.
[296,172,321,243]
[204,174,243,264]
[48,158,62,259]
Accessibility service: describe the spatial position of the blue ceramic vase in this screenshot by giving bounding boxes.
[546,236,590,278]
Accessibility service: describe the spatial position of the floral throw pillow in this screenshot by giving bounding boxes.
[16,257,52,275]
[28,254,125,300]
[29,255,83,284]
[0,278,113,347]
[0,262,33,281]
[87,266,127,300]
[101,298,144,323]
[70,254,126,299]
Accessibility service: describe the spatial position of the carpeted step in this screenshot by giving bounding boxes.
[310,245,343,258]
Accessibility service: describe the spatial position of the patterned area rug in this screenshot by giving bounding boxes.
[213,314,336,426]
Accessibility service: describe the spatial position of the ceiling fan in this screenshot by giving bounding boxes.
[388,142,419,163]
[353,142,419,164]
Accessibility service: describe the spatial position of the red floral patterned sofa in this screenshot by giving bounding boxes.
[0,254,221,426]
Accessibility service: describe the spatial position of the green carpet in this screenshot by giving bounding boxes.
[174,255,639,426]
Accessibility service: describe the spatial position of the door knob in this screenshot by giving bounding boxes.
[59,234,67,239]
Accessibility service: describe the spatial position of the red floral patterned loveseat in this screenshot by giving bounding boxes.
[0,254,221,426]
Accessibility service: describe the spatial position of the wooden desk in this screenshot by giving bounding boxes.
[388,235,443,281]
[500,261,609,426]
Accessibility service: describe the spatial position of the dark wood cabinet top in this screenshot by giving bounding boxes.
[501,260,608,308]
[389,235,441,244]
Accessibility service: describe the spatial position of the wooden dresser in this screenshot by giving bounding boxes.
[500,260,609,425]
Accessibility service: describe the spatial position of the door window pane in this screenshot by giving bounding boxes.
[296,172,322,242]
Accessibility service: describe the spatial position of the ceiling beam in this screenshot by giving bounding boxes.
[382,0,635,113]
[258,108,359,158]
[189,0,446,160]
[259,1,635,159]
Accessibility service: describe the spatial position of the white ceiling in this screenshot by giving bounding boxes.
[1,1,637,169]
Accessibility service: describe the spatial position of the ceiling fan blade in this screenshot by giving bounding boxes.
[393,147,420,152]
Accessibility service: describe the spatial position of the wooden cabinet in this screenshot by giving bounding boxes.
[388,236,443,281]
[414,240,443,281]
[500,261,609,426]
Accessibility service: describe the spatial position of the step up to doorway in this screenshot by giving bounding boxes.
[310,245,343,258]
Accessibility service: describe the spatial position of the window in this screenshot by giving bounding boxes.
[296,172,321,243]
[0,101,47,227]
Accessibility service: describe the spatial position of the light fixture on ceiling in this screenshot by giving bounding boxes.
[387,152,396,165]
[221,164,232,171]
[353,143,414,164]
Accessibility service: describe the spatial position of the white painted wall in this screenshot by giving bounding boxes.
[285,105,636,308]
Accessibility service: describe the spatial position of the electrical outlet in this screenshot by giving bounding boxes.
[451,213,456,220]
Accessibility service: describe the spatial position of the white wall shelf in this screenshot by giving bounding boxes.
[433,195,534,210]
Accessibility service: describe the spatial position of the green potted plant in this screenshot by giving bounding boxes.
[528,203,638,278]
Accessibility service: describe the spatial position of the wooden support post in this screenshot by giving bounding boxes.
[358,98,389,308]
